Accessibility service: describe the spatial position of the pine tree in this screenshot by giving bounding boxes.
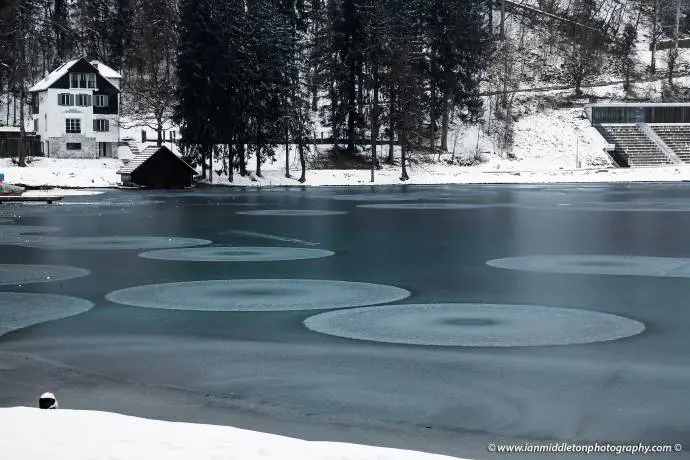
[175,0,220,177]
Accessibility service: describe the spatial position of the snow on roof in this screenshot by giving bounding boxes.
[29,59,78,92]
[29,58,121,92]
[0,126,21,132]
[90,60,122,79]
[117,146,194,175]
[117,145,159,174]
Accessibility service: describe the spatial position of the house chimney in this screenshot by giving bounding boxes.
[44,69,49,79]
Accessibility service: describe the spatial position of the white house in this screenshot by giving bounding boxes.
[29,58,121,159]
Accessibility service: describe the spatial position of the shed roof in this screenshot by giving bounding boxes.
[117,146,195,175]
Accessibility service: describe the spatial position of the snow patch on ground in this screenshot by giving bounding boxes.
[0,407,465,460]
[1,158,121,188]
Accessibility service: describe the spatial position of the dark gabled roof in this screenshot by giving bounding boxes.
[117,145,196,175]
[29,58,120,93]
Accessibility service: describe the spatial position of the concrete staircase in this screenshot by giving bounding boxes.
[651,124,690,163]
[597,124,674,167]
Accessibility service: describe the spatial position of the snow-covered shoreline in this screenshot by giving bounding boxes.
[5,157,690,190]
[0,407,466,460]
[5,107,689,189]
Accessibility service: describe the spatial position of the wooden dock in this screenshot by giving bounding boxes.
[0,195,64,204]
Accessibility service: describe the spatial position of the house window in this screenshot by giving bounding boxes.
[94,95,108,107]
[93,119,109,132]
[34,119,38,132]
[70,73,96,89]
[66,143,81,150]
[65,118,81,133]
[58,93,74,106]
[75,94,92,107]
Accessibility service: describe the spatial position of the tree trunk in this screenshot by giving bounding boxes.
[256,120,263,178]
[441,91,449,151]
[227,143,234,182]
[238,141,247,176]
[18,86,26,167]
[330,78,337,146]
[311,71,318,111]
[285,121,290,178]
[156,115,163,147]
[209,146,214,184]
[651,0,659,73]
[370,52,379,183]
[298,135,306,183]
[387,91,395,164]
[347,59,356,153]
[400,133,409,181]
[429,77,435,151]
[201,146,207,179]
[500,0,505,40]
[17,37,26,168]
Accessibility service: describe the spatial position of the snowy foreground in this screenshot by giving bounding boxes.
[0,408,465,460]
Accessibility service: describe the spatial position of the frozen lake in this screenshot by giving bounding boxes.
[1,184,689,459]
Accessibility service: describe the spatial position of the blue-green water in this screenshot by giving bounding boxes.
[0,184,688,459]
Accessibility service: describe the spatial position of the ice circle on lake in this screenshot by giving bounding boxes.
[0,292,94,337]
[303,303,646,347]
[106,279,411,312]
[487,255,690,278]
[0,264,90,286]
[357,203,499,210]
[139,246,335,262]
[237,209,347,216]
[17,236,212,251]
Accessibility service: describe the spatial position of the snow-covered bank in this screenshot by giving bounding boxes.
[1,158,121,188]
[7,156,690,189]
[0,407,465,460]
[1,106,688,188]
[195,164,690,186]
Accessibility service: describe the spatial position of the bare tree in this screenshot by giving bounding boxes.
[121,70,176,146]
